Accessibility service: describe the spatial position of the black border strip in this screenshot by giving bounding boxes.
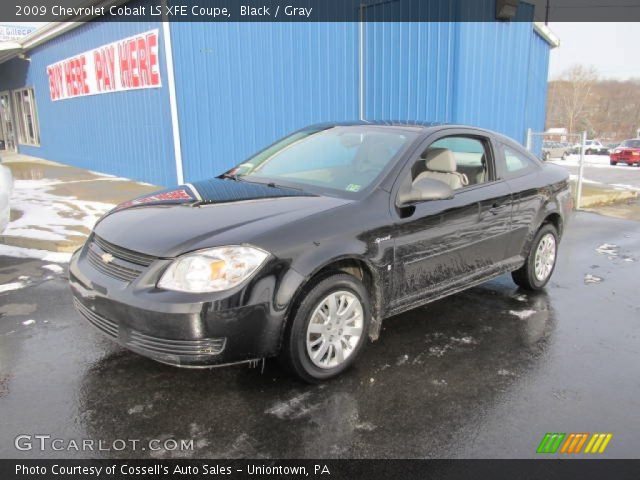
[2,0,640,23]
[2,459,640,480]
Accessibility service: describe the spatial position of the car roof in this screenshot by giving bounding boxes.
[306,120,513,137]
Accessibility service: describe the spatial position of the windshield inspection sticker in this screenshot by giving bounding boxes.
[346,184,362,192]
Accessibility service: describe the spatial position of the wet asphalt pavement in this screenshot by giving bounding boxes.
[0,211,639,459]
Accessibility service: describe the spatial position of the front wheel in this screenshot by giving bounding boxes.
[512,224,559,291]
[610,161,617,166]
[280,273,370,382]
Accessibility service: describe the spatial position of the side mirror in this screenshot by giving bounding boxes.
[397,177,454,205]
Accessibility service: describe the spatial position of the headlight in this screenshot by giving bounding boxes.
[158,246,269,293]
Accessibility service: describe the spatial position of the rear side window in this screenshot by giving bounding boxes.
[503,146,538,177]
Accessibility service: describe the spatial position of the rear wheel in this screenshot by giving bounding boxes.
[280,273,370,383]
[512,224,558,291]
[561,152,568,161]
[610,161,617,166]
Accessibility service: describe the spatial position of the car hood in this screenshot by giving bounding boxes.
[93,178,350,257]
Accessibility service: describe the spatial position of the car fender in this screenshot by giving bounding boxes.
[275,238,391,344]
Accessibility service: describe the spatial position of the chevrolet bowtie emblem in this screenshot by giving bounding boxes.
[101,253,114,264]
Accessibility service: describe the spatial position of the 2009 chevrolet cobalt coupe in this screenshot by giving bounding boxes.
[70,122,572,382]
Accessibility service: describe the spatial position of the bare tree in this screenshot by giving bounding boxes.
[547,67,640,141]
[547,65,599,135]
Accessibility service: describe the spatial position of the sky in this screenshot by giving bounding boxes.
[548,22,639,80]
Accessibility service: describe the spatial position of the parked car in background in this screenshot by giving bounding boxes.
[542,141,571,161]
[610,139,640,166]
[0,155,13,232]
[605,142,620,152]
[69,122,572,382]
[570,140,608,155]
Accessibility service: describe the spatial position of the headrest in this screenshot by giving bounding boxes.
[423,148,456,173]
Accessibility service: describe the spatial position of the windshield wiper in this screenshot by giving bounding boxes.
[220,172,242,181]
[265,181,305,192]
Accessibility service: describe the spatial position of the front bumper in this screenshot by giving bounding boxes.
[69,244,298,367]
[610,154,640,164]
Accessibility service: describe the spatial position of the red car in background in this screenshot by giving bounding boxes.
[610,139,640,166]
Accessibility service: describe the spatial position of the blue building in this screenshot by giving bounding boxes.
[0,1,558,186]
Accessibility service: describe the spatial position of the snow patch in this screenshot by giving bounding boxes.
[509,309,537,320]
[265,392,319,420]
[396,354,409,366]
[596,243,618,256]
[356,421,377,431]
[0,282,27,293]
[584,274,603,284]
[450,336,476,345]
[5,176,114,242]
[0,244,72,263]
[428,345,451,357]
[42,264,64,274]
[21,319,35,326]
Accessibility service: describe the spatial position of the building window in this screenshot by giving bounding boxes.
[13,88,40,146]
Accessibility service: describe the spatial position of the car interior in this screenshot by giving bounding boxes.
[410,136,490,191]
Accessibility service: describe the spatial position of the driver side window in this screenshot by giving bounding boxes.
[412,136,491,191]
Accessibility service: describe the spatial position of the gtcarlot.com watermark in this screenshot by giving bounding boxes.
[15,434,194,452]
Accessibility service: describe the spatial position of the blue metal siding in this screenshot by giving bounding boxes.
[453,21,535,143]
[0,5,551,186]
[364,20,549,146]
[364,22,455,122]
[170,22,359,182]
[0,19,177,186]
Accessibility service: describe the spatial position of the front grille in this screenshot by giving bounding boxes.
[86,234,157,282]
[73,298,118,338]
[128,330,226,356]
[93,235,156,266]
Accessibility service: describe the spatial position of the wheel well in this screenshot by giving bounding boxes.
[286,258,382,342]
[542,212,563,237]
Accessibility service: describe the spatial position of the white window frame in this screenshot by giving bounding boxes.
[13,87,40,146]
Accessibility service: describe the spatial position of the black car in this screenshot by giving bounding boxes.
[69,122,572,382]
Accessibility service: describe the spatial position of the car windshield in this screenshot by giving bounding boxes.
[621,140,640,148]
[228,126,418,196]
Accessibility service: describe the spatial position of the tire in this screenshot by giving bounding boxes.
[586,149,593,155]
[610,161,617,166]
[280,273,371,383]
[543,152,550,162]
[512,223,559,291]
[562,152,568,161]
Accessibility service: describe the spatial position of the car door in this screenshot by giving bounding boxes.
[389,130,513,312]
[496,142,546,260]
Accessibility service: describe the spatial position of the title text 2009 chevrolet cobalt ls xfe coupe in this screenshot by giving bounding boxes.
[70,122,572,382]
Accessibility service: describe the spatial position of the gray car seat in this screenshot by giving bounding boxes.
[415,148,469,190]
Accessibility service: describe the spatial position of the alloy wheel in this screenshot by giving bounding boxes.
[306,290,364,369]
[534,233,556,282]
